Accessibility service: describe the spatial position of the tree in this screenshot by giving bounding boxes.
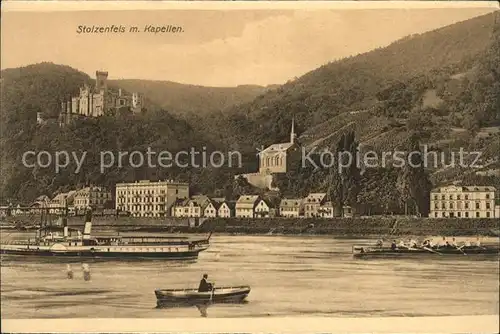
[396,134,432,216]
[327,131,361,216]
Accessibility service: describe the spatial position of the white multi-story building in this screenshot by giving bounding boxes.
[430,185,497,218]
[303,193,327,218]
[48,190,76,214]
[115,180,189,217]
[74,187,111,210]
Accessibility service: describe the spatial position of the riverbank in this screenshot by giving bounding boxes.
[4,215,497,237]
[22,217,500,237]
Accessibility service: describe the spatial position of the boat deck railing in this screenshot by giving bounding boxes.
[1,240,41,246]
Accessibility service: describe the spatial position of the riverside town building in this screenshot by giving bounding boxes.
[429,185,499,218]
[115,180,189,217]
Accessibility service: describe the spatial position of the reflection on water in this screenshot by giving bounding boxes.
[196,304,208,317]
[1,233,499,318]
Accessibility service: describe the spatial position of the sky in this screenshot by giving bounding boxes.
[1,5,498,87]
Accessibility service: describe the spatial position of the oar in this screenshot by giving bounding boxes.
[210,284,215,303]
[455,245,467,255]
[423,247,442,255]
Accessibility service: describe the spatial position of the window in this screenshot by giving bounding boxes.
[486,203,491,209]
[441,195,445,200]
[450,195,453,200]
[434,195,438,200]
[465,212,469,218]
[434,203,438,209]
[442,203,446,209]
[457,212,461,217]
[476,202,480,209]
[450,212,454,218]
[486,194,490,199]
[476,212,480,218]
[450,203,454,209]
[486,212,491,218]
[434,212,438,217]
[465,202,469,209]
[457,195,461,200]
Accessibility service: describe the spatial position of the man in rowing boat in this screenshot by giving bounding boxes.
[437,237,447,249]
[451,238,458,247]
[474,237,481,247]
[198,274,214,292]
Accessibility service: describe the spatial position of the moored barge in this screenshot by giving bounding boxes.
[352,245,500,258]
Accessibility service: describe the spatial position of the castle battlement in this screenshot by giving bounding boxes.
[59,70,144,127]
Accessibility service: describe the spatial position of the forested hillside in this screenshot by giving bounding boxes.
[110,79,276,116]
[0,63,248,202]
[1,11,499,215]
[202,11,499,151]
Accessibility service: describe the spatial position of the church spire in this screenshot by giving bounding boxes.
[290,116,297,144]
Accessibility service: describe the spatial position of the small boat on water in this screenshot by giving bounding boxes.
[155,285,251,307]
[0,211,211,260]
[352,245,500,258]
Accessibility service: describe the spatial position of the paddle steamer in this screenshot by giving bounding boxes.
[0,210,210,260]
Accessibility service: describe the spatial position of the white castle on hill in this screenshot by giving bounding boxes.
[59,70,144,126]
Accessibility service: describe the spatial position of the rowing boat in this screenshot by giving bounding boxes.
[352,245,500,258]
[155,285,251,307]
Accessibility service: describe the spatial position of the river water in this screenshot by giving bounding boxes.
[1,232,499,318]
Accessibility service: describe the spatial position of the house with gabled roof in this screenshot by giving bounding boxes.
[317,201,335,218]
[74,186,111,210]
[254,198,272,218]
[235,195,260,218]
[303,193,327,217]
[280,198,304,217]
[48,191,77,214]
[217,200,236,218]
[172,198,200,217]
[203,199,220,218]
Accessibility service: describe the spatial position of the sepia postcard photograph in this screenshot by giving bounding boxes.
[1,1,499,332]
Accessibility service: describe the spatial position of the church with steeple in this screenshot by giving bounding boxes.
[236,118,300,190]
[258,117,299,174]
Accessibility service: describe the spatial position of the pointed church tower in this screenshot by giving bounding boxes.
[290,116,297,144]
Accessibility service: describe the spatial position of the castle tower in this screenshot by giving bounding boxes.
[95,71,108,93]
[290,116,297,144]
